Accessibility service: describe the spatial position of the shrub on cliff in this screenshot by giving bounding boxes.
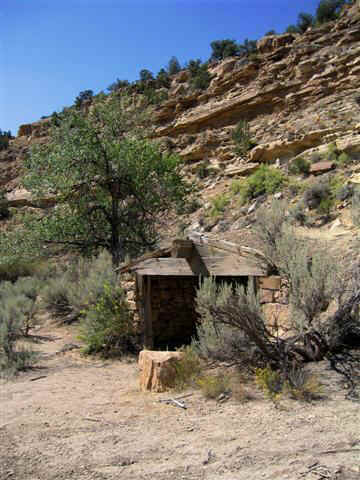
[74,89,93,108]
[190,63,212,90]
[240,165,286,202]
[232,119,257,156]
[210,39,240,60]
[316,0,347,24]
[107,79,130,93]
[0,129,11,151]
[167,56,181,75]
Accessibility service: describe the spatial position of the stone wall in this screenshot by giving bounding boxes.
[122,273,289,348]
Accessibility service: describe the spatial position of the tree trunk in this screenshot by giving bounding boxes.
[110,196,122,267]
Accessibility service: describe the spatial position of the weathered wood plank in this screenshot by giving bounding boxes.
[144,276,153,348]
[171,239,194,259]
[133,257,267,277]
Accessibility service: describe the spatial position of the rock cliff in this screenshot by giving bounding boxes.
[2,3,360,224]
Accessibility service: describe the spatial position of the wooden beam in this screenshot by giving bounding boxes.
[188,232,272,273]
[171,239,194,259]
[133,257,267,277]
[144,276,153,349]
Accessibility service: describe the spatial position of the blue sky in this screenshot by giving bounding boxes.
[1,0,320,136]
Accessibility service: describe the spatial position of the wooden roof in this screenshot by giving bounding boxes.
[118,233,271,277]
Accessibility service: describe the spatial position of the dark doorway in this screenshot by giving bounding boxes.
[150,276,199,349]
[149,275,248,349]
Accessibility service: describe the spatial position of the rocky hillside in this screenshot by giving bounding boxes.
[2,3,360,232]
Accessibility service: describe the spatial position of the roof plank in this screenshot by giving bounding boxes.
[132,257,267,277]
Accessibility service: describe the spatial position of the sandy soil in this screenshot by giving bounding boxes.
[1,325,360,480]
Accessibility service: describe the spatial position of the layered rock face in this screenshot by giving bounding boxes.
[150,4,360,178]
[2,4,360,201]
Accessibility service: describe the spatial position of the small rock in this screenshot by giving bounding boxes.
[247,202,257,214]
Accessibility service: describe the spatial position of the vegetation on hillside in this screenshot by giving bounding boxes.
[194,200,360,399]
[0,95,190,268]
[0,129,12,151]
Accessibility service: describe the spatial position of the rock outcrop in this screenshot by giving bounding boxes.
[2,3,360,216]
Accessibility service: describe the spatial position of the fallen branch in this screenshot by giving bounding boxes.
[158,395,191,409]
[29,375,47,382]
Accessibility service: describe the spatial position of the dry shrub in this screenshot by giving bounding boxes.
[227,371,256,403]
[255,365,322,403]
[42,250,117,321]
[285,367,323,402]
[197,373,230,399]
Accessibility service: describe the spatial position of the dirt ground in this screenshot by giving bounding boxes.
[1,324,360,480]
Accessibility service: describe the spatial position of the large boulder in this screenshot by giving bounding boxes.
[138,350,183,392]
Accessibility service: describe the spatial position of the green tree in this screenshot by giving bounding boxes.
[285,25,300,33]
[107,78,130,93]
[210,39,240,61]
[0,129,12,151]
[139,69,154,83]
[74,89,93,108]
[238,38,257,55]
[168,56,181,75]
[156,68,170,88]
[316,0,346,23]
[188,61,211,90]
[20,96,189,266]
[187,59,202,76]
[297,12,315,32]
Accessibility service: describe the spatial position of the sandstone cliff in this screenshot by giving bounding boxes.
[2,3,360,230]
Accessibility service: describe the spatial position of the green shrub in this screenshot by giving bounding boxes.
[0,129,11,151]
[255,366,283,402]
[0,260,48,282]
[337,152,351,166]
[210,39,240,61]
[168,56,181,75]
[107,79,130,93]
[240,165,286,202]
[316,0,347,24]
[289,202,307,225]
[0,288,39,375]
[41,276,73,318]
[336,183,353,201]
[289,157,310,175]
[189,63,212,91]
[156,68,170,89]
[192,310,245,363]
[143,87,168,105]
[78,283,135,357]
[194,277,265,367]
[256,365,322,403]
[0,277,43,337]
[197,373,230,399]
[173,345,202,390]
[196,162,210,179]
[232,120,257,156]
[209,194,230,218]
[0,191,10,219]
[74,89,93,108]
[303,179,334,213]
[42,250,117,321]
[318,196,334,215]
[230,179,243,195]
